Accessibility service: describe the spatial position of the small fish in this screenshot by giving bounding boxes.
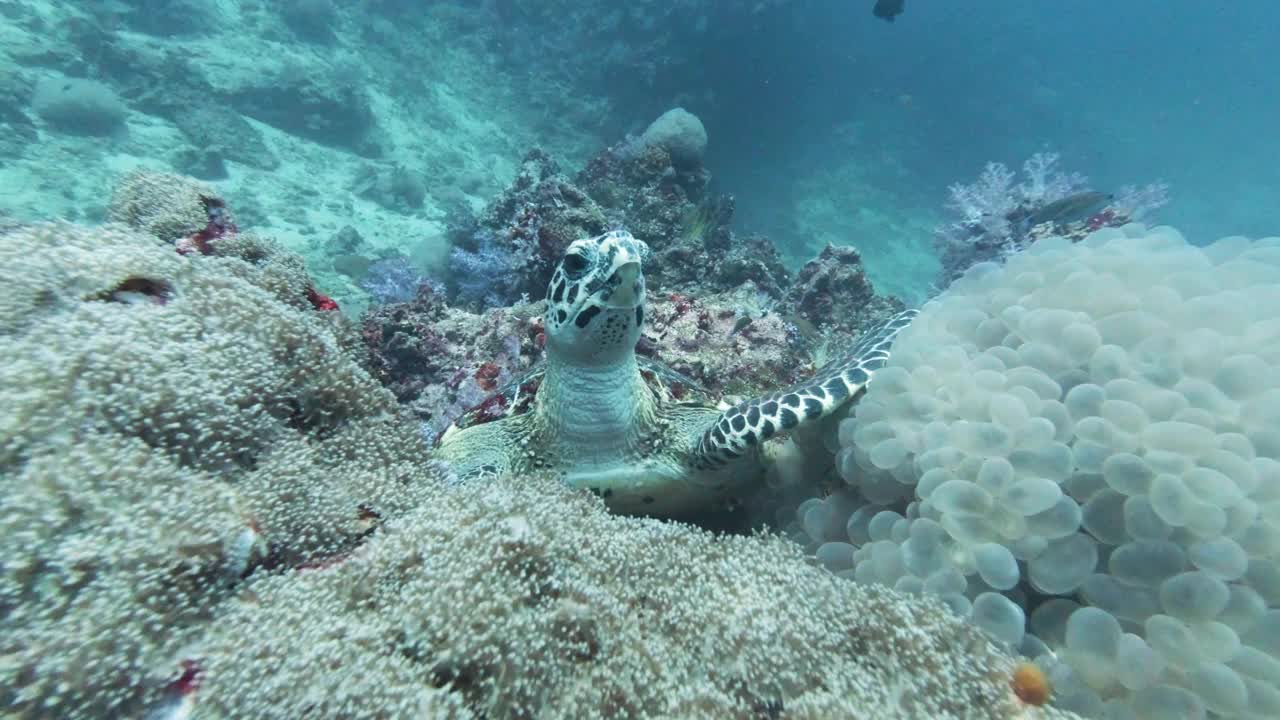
[784,313,820,345]
[873,0,905,23]
[1026,191,1113,227]
[731,315,754,335]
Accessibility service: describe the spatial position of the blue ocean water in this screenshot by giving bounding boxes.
[702,1,1280,291]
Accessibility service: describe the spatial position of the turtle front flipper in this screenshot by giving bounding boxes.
[691,309,918,468]
[433,416,526,483]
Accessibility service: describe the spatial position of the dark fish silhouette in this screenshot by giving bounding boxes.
[873,0,905,22]
[1025,191,1113,227]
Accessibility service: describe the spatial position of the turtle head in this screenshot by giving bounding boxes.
[543,230,650,366]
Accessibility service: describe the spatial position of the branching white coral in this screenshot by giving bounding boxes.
[946,161,1017,227]
[1017,152,1087,204]
[1113,182,1171,220]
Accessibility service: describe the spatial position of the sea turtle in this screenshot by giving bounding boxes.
[433,230,916,516]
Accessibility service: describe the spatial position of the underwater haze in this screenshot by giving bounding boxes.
[3,1,1280,719]
[702,1,1280,295]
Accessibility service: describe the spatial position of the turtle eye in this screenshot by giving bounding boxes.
[562,252,589,276]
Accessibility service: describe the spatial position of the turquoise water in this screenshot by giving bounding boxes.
[701,1,1279,292]
[5,2,1275,302]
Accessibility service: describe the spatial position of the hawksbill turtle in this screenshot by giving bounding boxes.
[433,230,916,516]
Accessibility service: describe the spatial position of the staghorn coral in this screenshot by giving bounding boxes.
[0,221,443,718]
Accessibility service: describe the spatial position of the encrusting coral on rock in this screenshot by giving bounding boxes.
[360,284,545,445]
[795,224,1280,720]
[784,242,905,336]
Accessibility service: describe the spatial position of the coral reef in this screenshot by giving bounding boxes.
[576,132,709,239]
[107,169,237,249]
[107,170,340,313]
[783,242,907,336]
[211,231,338,312]
[360,288,543,445]
[194,473,1077,720]
[639,106,708,169]
[639,285,809,397]
[359,254,430,305]
[580,111,798,298]
[0,218,1078,720]
[440,109,791,312]
[445,149,608,308]
[793,224,1280,720]
[363,238,903,447]
[576,111,794,297]
[447,228,531,308]
[362,119,905,443]
[935,153,1169,287]
[0,221,443,718]
[0,4,1274,715]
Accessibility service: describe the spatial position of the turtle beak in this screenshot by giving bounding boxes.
[605,260,643,309]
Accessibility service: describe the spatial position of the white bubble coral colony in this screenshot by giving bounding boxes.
[804,224,1280,719]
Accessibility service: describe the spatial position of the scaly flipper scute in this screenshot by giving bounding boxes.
[692,309,918,468]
